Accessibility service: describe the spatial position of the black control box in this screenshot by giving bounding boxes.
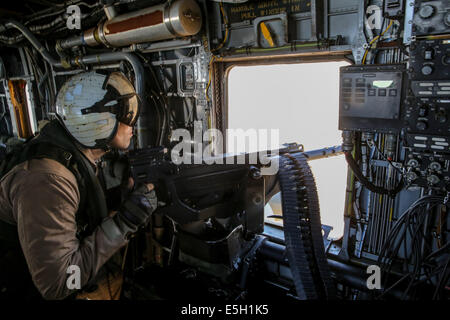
[412,0,450,36]
[339,64,406,133]
[384,0,405,19]
[404,149,450,190]
[404,39,450,137]
[404,97,450,136]
[409,39,450,82]
[406,133,450,153]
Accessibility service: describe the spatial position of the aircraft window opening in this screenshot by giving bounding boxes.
[226,61,350,239]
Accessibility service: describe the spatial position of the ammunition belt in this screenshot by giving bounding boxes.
[278,152,336,299]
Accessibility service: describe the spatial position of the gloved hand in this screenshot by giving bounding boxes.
[113,183,157,238]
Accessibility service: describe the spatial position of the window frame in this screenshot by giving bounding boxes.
[210,52,352,240]
[209,52,352,150]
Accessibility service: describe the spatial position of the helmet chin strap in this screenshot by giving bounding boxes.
[102,144,113,153]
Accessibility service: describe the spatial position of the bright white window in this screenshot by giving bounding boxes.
[227,61,350,239]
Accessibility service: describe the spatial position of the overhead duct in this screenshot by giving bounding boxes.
[58,0,203,50]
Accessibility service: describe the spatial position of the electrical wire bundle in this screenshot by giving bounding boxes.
[0,1,103,44]
[135,52,169,146]
[344,151,403,198]
[362,18,394,65]
[205,2,229,103]
[377,195,449,299]
[362,0,405,65]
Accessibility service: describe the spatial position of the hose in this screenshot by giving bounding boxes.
[0,20,59,65]
[344,151,403,198]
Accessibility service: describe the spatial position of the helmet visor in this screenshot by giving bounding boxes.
[115,93,140,127]
[81,88,140,127]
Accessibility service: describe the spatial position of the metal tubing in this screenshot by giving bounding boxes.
[258,240,407,298]
[68,52,144,94]
[259,240,371,292]
[258,239,286,262]
[104,4,118,20]
[0,20,144,96]
[302,145,343,161]
[268,145,343,164]
[0,20,147,147]
[58,35,84,50]
[0,20,59,65]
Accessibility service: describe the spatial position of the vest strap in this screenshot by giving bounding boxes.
[29,143,73,169]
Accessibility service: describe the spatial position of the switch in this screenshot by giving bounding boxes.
[436,109,447,123]
[386,0,400,8]
[419,106,427,117]
[260,22,275,48]
[389,89,397,96]
[424,48,434,60]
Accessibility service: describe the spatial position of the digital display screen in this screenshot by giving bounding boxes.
[372,80,394,88]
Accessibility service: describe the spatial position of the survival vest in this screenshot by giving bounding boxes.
[0,120,109,299]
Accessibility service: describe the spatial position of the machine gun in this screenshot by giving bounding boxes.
[124,143,340,300]
[126,145,298,233]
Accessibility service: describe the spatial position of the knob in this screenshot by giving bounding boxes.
[421,65,433,76]
[250,167,262,180]
[416,121,427,131]
[419,5,435,19]
[427,174,440,185]
[443,55,450,65]
[407,159,420,168]
[429,162,442,171]
[406,171,418,182]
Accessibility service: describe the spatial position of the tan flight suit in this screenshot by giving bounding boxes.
[0,149,128,300]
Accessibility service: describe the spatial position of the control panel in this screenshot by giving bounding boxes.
[405,39,450,142]
[405,149,450,190]
[339,64,406,133]
[412,0,450,36]
[409,39,450,82]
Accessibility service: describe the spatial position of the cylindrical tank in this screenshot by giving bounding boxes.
[58,0,202,50]
[88,0,201,48]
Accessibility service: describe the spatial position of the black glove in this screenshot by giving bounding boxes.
[113,183,157,238]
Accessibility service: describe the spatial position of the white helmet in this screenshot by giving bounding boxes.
[55,71,139,149]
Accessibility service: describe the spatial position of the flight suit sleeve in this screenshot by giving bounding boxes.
[11,170,128,300]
